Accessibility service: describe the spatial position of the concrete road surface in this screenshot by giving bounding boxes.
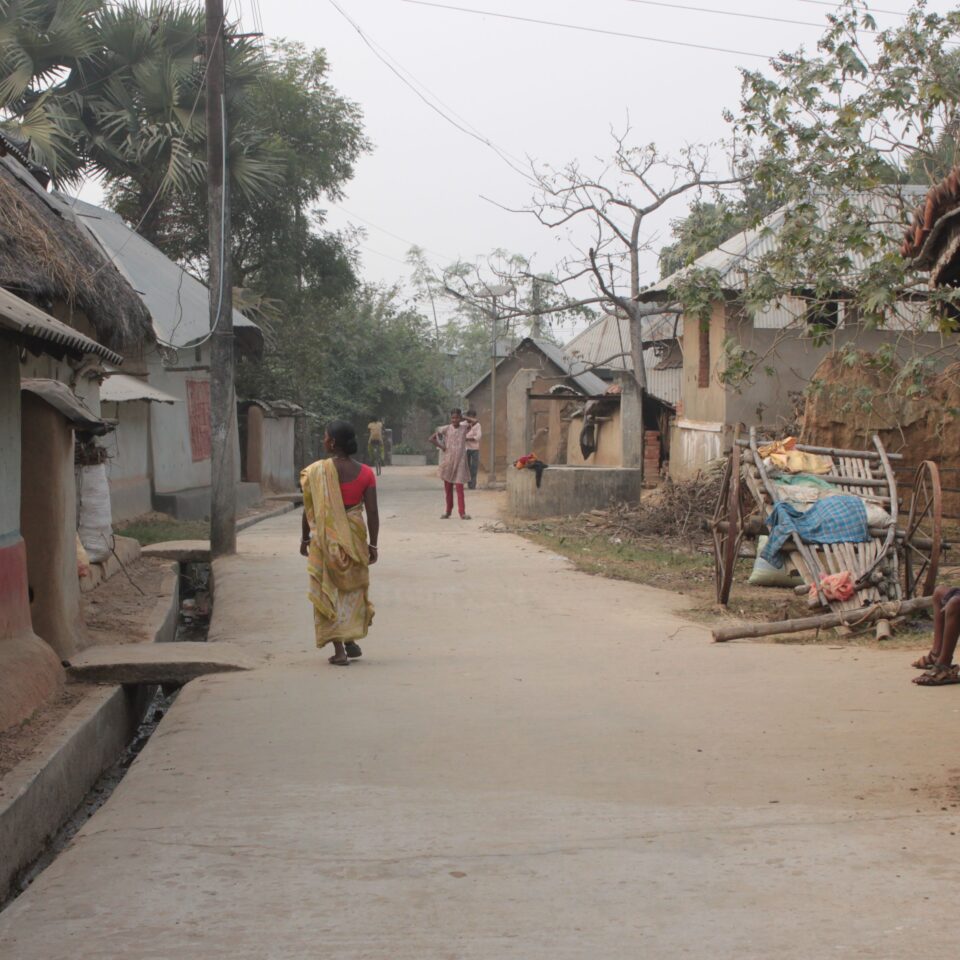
[2,468,959,959]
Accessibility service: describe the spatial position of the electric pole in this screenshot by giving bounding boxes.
[206,0,236,556]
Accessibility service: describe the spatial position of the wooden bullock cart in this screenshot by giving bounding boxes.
[711,429,943,638]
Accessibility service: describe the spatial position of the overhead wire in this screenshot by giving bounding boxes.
[794,0,911,15]
[326,0,539,185]
[327,202,455,263]
[362,34,531,170]
[623,0,867,31]
[401,0,773,59]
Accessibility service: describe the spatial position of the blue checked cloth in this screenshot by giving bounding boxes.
[761,495,869,569]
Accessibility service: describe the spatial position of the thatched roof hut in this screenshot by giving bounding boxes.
[0,146,153,355]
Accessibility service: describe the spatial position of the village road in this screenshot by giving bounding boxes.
[1,468,958,959]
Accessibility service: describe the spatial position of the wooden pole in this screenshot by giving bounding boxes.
[712,595,933,643]
[206,0,236,557]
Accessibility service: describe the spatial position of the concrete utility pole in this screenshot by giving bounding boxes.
[488,296,498,486]
[205,0,236,556]
[475,283,511,486]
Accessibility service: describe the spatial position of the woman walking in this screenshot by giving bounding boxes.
[429,408,477,520]
[300,421,379,666]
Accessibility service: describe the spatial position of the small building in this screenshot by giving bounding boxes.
[564,312,681,477]
[62,196,263,519]
[0,141,154,688]
[0,288,122,733]
[637,188,940,479]
[238,399,306,493]
[463,337,609,476]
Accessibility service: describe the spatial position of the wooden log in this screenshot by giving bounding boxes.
[712,596,933,642]
[875,619,892,640]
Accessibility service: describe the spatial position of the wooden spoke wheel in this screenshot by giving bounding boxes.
[712,448,744,605]
[904,460,943,599]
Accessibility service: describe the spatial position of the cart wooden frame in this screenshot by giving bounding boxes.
[711,428,944,617]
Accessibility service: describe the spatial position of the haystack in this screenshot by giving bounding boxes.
[801,350,960,515]
[0,155,153,355]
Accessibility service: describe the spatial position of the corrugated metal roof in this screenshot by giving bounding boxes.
[61,196,259,349]
[100,374,179,404]
[642,186,930,299]
[462,337,608,398]
[0,286,123,365]
[532,338,609,396]
[21,378,114,434]
[565,313,684,370]
[564,314,682,406]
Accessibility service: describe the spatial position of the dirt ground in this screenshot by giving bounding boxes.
[0,685,91,780]
[508,517,948,650]
[81,557,173,645]
[0,556,174,783]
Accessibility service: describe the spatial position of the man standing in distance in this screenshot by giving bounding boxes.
[465,408,482,490]
[367,416,384,475]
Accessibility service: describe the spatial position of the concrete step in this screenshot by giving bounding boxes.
[141,540,211,562]
[65,641,253,685]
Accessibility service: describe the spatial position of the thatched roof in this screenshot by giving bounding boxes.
[0,151,153,354]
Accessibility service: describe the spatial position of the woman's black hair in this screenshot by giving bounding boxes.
[450,407,462,416]
[326,419,358,455]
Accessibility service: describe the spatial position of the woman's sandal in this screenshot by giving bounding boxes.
[345,641,362,659]
[912,652,938,669]
[328,655,350,666]
[913,664,960,686]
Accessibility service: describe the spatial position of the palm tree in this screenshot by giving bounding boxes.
[1,0,278,240]
[0,0,102,182]
[76,0,278,243]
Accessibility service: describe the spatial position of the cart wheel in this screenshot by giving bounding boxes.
[712,449,743,605]
[904,460,942,598]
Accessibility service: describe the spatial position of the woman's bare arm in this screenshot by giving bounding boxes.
[300,510,310,556]
[363,486,380,564]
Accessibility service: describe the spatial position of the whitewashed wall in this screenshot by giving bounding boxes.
[100,400,152,521]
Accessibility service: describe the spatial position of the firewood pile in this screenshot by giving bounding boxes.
[577,470,723,544]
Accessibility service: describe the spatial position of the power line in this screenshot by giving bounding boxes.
[794,0,911,15]
[401,0,773,59]
[328,202,455,262]
[361,31,531,170]
[624,0,861,31]
[326,0,539,184]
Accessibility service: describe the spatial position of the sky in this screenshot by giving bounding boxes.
[76,0,960,341]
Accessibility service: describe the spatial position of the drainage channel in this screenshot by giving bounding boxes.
[1,559,214,913]
[1,687,176,911]
[175,560,212,642]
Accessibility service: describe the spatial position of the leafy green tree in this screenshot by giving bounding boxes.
[236,285,447,428]
[713,0,960,329]
[658,188,778,279]
[141,40,369,302]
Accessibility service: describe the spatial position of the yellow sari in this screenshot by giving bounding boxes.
[301,458,375,646]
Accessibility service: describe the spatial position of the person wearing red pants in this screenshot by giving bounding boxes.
[429,408,477,520]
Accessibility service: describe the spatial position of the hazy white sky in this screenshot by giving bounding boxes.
[76,0,959,338]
